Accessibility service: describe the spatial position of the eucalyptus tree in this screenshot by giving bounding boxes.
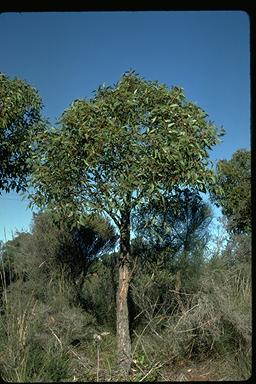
[0,73,42,193]
[29,70,223,374]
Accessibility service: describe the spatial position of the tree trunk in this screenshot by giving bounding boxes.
[116,209,132,375]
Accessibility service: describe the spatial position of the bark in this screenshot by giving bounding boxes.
[116,208,132,375]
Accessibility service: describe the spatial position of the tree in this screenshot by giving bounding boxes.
[132,188,213,299]
[134,187,212,257]
[211,149,251,234]
[29,70,223,374]
[0,212,117,304]
[31,211,117,287]
[0,73,42,193]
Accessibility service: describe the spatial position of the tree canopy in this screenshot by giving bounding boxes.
[0,73,42,193]
[29,71,223,225]
[211,149,251,234]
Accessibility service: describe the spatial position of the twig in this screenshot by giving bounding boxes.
[38,260,46,268]
[96,343,100,382]
[132,314,158,357]
[70,350,89,368]
[139,362,163,382]
[49,327,63,350]
[169,289,194,296]
[174,303,199,330]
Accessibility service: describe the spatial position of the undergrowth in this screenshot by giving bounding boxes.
[0,231,251,382]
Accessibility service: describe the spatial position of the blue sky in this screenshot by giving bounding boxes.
[0,11,250,242]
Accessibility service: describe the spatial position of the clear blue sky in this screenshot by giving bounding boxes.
[0,11,250,242]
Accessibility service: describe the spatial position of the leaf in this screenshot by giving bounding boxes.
[28,71,222,233]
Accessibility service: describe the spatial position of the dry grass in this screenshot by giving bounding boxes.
[0,236,251,382]
[128,259,251,382]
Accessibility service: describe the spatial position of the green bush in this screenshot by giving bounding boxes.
[0,260,98,381]
[81,259,117,328]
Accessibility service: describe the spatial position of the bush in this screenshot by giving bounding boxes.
[0,260,98,381]
[130,252,251,380]
[131,259,176,330]
[80,258,117,328]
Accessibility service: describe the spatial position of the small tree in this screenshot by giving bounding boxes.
[211,149,251,234]
[133,188,212,294]
[0,73,42,193]
[134,187,212,255]
[29,71,223,374]
[31,211,117,287]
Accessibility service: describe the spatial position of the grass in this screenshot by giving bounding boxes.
[0,244,251,382]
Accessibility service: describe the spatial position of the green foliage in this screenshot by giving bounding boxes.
[0,209,251,381]
[211,149,251,234]
[30,210,117,283]
[221,232,251,265]
[0,275,95,382]
[134,187,212,255]
[0,210,117,331]
[39,350,70,382]
[29,70,223,228]
[131,259,176,327]
[81,258,117,327]
[0,73,43,193]
[130,240,207,332]
[0,242,98,382]
[131,189,212,298]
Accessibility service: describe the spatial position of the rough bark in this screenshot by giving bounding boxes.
[116,208,132,375]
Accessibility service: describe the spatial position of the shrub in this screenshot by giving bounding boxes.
[81,258,117,328]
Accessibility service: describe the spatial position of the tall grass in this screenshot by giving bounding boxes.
[0,235,251,381]
[129,258,251,381]
[0,258,98,382]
